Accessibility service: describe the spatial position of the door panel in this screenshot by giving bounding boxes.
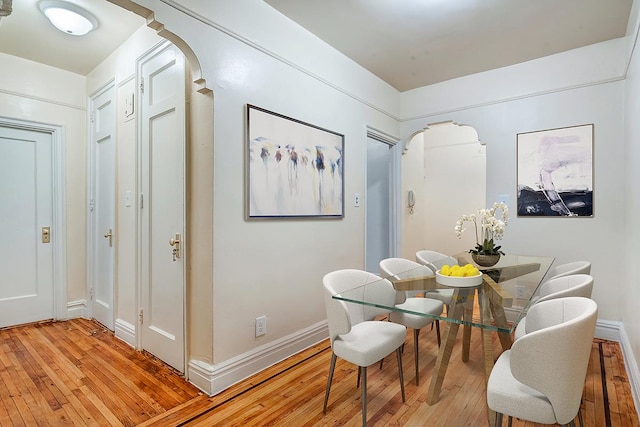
[0,126,53,327]
[91,85,116,329]
[139,42,186,372]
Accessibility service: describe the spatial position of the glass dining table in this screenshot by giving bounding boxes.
[333,252,554,426]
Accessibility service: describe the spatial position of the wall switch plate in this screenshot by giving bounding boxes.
[255,316,266,337]
[353,193,360,207]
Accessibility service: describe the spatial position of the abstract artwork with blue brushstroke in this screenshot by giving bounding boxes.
[247,105,344,218]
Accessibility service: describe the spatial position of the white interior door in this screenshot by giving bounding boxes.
[138,42,186,372]
[89,83,116,330]
[366,137,392,273]
[0,126,54,327]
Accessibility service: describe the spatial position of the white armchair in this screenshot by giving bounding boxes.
[379,257,443,385]
[544,260,591,281]
[487,297,598,427]
[514,274,594,340]
[322,269,407,427]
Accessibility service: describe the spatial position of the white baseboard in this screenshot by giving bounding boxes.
[617,322,640,420]
[66,299,87,319]
[115,318,136,348]
[188,320,329,396]
[594,318,621,342]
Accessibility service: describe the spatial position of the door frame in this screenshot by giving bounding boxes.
[0,116,66,320]
[364,126,400,266]
[87,79,116,328]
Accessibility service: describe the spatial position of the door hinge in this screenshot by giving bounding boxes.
[139,308,144,324]
[139,193,144,209]
[90,111,95,123]
[139,77,144,94]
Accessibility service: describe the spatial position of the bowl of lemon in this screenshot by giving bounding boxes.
[436,264,483,287]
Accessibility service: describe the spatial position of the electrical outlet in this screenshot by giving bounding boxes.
[353,193,360,207]
[515,286,527,299]
[255,316,266,337]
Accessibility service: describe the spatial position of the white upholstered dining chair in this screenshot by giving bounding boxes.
[415,250,457,311]
[379,257,443,385]
[487,297,597,427]
[322,269,406,427]
[544,260,591,281]
[514,274,594,340]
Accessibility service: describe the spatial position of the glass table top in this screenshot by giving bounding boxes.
[333,253,555,333]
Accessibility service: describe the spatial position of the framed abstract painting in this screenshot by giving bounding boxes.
[517,124,594,217]
[246,105,344,218]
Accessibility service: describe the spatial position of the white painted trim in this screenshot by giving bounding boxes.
[618,322,640,420]
[0,116,67,322]
[66,300,87,319]
[115,318,137,347]
[188,321,328,396]
[594,318,622,342]
[0,88,86,111]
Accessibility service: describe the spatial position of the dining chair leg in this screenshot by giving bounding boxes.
[578,409,584,427]
[413,328,420,385]
[508,415,513,427]
[323,353,337,413]
[396,347,406,402]
[357,365,361,388]
[435,320,441,346]
[495,412,503,427]
[360,366,367,427]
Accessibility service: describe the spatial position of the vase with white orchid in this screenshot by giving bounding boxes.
[455,202,509,256]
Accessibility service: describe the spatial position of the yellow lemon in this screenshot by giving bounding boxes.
[451,270,464,277]
[440,265,451,276]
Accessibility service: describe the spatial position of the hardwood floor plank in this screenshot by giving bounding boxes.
[0,319,638,426]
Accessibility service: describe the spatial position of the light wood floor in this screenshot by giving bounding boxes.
[0,318,637,426]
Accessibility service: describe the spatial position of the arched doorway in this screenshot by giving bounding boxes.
[400,121,486,259]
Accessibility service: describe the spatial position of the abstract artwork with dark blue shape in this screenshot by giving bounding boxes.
[517,124,593,217]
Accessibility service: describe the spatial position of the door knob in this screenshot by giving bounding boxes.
[169,233,181,261]
[42,226,51,244]
[104,229,113,247]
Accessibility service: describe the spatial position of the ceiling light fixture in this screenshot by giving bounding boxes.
[39,1,97,36]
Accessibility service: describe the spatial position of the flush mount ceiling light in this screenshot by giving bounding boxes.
[39,1,97,36]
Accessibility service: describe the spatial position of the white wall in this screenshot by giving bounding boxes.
[401,42,640,403]
[121,0,640,396]
[402,86,625,323]
[131,0,401,379]
[623,2,640,401]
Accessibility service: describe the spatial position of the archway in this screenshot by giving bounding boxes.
[400,121,486,259]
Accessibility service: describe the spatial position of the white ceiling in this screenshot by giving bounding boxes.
[0,0,144,75]
[265,0,634,92]
[0,1,634,89]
